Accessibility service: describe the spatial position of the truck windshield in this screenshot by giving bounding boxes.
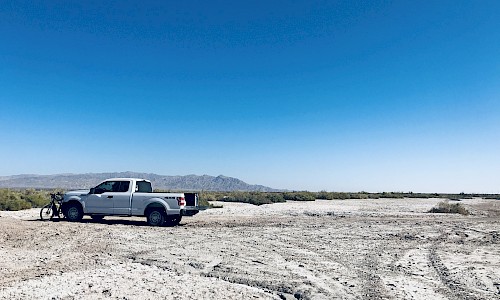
[136,181,152,193]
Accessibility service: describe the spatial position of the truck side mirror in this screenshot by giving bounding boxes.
[89,188,95,194]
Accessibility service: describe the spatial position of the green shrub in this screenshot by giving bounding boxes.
[265,193,285,203]
[222,192,270,205]
[1,199,32,211]
[214,191,286,206]
[283,192,316,201]
[379,192,403,198]
[428,201,469,215]
[22,189,50,207]
[0,189,54,211]
[317,191,334,200]
[0,190,32,211]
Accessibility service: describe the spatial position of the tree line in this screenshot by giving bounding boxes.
[1,188,499,211]
[197,191,500,206]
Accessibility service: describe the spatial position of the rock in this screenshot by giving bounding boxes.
[278,293,296,300]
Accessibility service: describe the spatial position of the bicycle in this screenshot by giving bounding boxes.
[40,193,64,221]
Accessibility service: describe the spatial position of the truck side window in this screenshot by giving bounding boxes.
[136,181,152,193]
[112,181,130,193]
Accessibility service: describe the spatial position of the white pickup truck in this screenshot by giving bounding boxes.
[61,178,199,226]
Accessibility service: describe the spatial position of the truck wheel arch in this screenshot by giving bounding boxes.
[63,200,83,212]
[144,202,168,217]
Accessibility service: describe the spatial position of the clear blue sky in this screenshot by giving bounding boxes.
[1,1,499,192]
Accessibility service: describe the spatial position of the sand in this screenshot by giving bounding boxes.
[0,198,499,299]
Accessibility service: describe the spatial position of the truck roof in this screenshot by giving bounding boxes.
[102,178,151,182]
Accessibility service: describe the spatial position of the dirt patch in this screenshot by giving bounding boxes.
[1,198,499,299]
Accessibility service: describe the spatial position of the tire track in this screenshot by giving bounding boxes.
[429,237,482,300]
[358,253,392,300]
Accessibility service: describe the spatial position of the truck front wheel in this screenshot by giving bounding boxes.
[146,209,165,226]
[65,204,83,222]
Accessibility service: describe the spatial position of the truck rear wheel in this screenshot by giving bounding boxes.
[146,209,165,226]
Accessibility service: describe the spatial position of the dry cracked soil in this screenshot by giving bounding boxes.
[0,198,499,300]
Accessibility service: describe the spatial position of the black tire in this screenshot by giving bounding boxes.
[91,215,105,221]
[65,203,83,222]
[40,204,53,221]
[146,208,165,226]
[165,215,182,227]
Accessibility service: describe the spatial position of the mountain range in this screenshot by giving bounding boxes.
[0,172,280,192]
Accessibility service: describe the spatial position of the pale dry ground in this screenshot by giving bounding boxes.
[0,198,499,300]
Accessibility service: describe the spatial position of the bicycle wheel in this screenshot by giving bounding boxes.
[40,204,53,220]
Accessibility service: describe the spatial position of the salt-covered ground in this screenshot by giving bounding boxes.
[1,198,499,299]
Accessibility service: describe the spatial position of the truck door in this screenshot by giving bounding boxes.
[111,181,132,215]
[86,181,115,214]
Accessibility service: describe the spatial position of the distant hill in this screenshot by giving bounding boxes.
[0,172,281,192]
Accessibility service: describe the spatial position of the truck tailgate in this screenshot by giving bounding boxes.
[182,192,201,216]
